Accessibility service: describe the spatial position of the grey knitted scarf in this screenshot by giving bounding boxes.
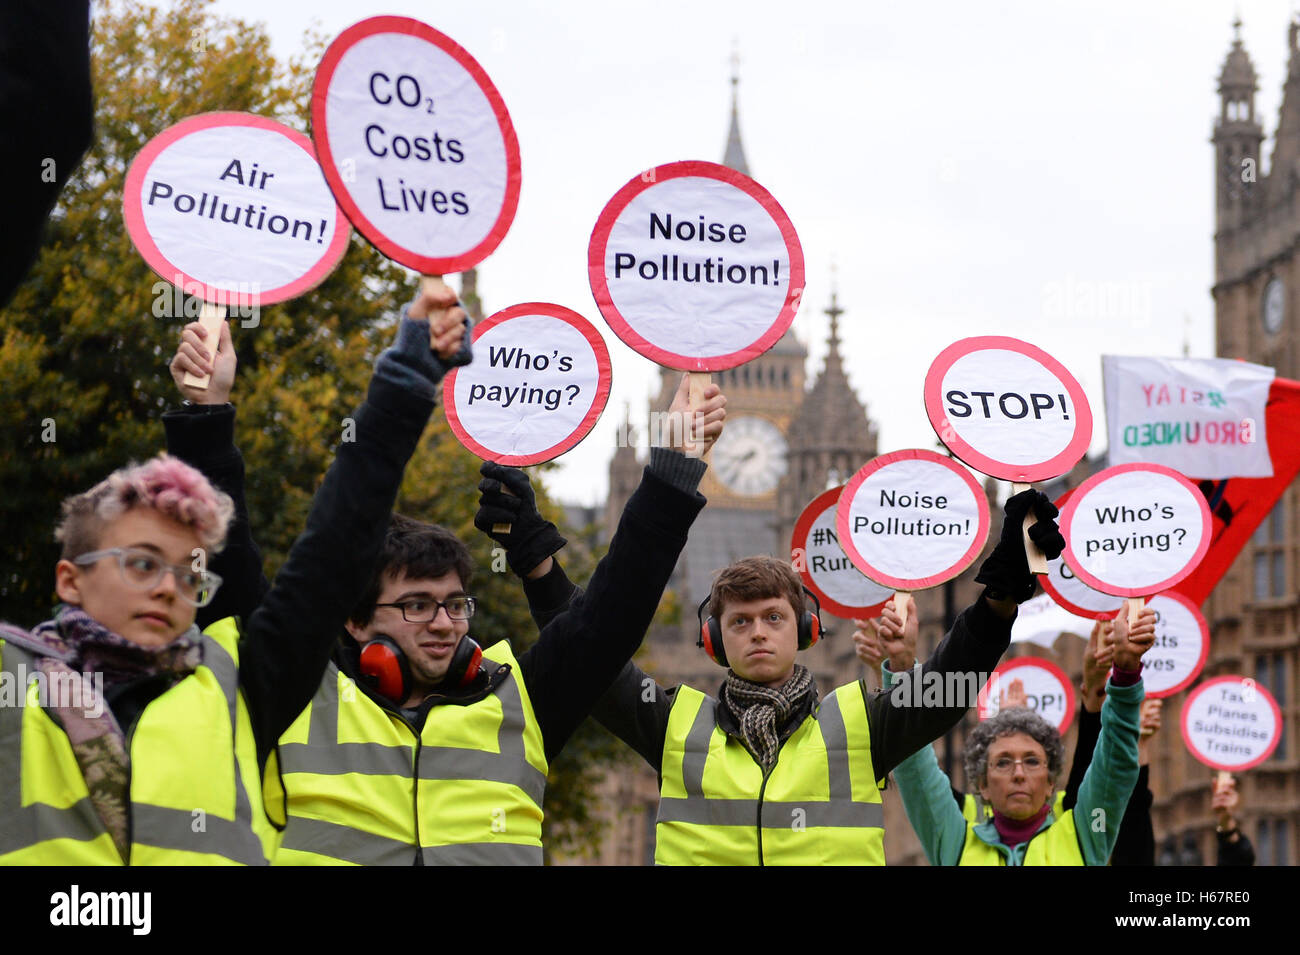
[721,664,815,773]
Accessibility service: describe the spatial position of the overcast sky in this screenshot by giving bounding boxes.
[196,0,1298,505]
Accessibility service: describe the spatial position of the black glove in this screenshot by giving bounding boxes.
[474,462,566,577]
[974,489,1066,603]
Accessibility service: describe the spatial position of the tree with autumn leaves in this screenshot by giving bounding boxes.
[0,0,635,860]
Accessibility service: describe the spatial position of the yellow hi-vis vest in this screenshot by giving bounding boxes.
[957,809,1086,865]
[0,618,276,865]
[272,640,547,866]
[961,790,1067,824]
[655,681,884,865]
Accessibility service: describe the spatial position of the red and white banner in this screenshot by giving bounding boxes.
[123,112,349,307]
[588,161,803,371]
[311,16,520,273]
[1103,356,1274,479]
[443,304,611,465]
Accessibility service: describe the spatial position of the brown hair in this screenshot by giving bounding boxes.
[349,514,474,627]
[708,556,804,622]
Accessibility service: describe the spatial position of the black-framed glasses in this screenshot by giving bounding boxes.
[73,547,223,608]
[374,596,476,623]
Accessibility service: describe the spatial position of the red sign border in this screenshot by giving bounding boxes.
[310,15,521,274]
[835,448,991,591]
[586,160,805,372]
[791,485,892,619]
[1179,675,1282,772]
[977,655,1077,736]
[1040,488,1126,620]
[443,302,612,466]
[923,335,1094,482]
[122,111,351,306]
[1059,462,1213,598]
[1143,591,1212,700]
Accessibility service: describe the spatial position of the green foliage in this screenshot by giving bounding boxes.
[0,0,631,860]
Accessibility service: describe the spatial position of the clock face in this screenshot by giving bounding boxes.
[711,415,788,496]
[1263,278,1285,335]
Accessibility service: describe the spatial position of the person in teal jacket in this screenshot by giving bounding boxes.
[883,605,1156,866]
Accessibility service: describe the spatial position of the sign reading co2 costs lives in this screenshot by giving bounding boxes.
[978,657,1075,735]
[443,304,612,465]
[836,449,990,591]
[123,112,350,307]
[588,161,804,371]
[1181,675,1281,772]
[791,486,893,618]
[924,336,1093,482]
[312,16,521,273]
[1059,463,1212,597]
[1141,592,1210,699]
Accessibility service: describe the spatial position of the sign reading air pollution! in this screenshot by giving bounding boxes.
[790,486,893,619]
[311,16,521,274]
[1181,676,1281,772]
[588,161,804,371]
[443,304,612,465]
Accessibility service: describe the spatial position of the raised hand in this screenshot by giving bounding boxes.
[1112,605,1157,672]
[170,319,236,404]
[664,373,726,458]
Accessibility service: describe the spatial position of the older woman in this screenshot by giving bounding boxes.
[885,606,1156,866]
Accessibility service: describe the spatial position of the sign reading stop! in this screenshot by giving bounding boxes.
[977,656,1076,735]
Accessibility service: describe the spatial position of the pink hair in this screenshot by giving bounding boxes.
[55,454,235,558]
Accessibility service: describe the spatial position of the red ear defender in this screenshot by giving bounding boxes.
[798,587,823,651]
[448,637,484,688]
[359,636,410,702]
[695,596,729,668]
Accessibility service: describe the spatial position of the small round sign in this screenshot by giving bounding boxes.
[1059,463,1212,598]
[791,486,893,618]
[977,656,1076,735]
[311,16,521,273]
[1142,592,1210,700]
[835,449,991,591]
[924,336,1093,482]
[1180,675,1281,772]
[1039,489,1126,620]
[123,112,350,307]
[443,303,612,465]
[588,161,804,371]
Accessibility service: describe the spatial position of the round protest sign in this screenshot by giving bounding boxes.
[977,657,1076,735]
[443,303,612,465]
[791,486,893,618]
[1180,675,1281,772]
[1142,592,1210,699]
[835,449,990,591]
[123,112,350,307]
[588,161,804,371]
[924,336,1093,482]
[1039,489,1125,620]
[1059,463,1212,597]
[311,16,521,273]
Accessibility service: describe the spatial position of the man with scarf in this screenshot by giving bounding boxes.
[0,281,468,864]
[478,473,1065,865]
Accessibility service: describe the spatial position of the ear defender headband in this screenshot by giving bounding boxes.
[696,587,823,668]
[359,634,484,702]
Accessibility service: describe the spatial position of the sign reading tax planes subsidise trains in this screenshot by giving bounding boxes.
[443,304,612,465]
[791,486,893,619]
[311,16,520,274]
[1181,676,1281,772]
[835,450,990,595]
[1058,463,1212,599]
[924,336,1093,483]
[588,161,804,371]
[978,657,1075,735]
[123,112,351,389]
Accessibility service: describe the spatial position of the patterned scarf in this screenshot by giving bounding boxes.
[4,605,203,860]
[721,664,815,773]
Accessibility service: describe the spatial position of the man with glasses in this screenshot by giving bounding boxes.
[167,315,727,864]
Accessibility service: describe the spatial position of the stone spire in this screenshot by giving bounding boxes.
[1214,17,1265,231]
[1267,17,1300,203]
[723,47,751,177]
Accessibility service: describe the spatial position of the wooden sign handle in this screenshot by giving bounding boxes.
[181,302,227,390]
[687,371,711,458]
[1126,595,1145,630]
[1012,481,1048,575]
[893,590,910,638]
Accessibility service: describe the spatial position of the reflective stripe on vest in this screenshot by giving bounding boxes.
[958,809,1086,866]
[655,682,885,866]
[273,640,547,866]
[0,619,273,865]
